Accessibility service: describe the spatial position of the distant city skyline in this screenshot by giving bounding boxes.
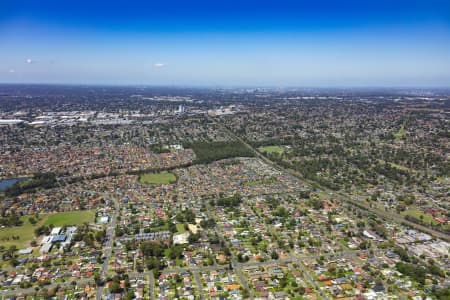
[1,0,450,87]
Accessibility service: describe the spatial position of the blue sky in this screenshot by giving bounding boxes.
[1,0,450,86]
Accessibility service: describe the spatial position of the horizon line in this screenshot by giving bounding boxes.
[1,82,450,90]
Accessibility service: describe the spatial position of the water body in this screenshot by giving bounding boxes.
[0,178,30,192]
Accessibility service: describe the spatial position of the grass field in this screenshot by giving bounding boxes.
[0,210,95,256]
[244,177,279,186]
[394,124,405,140]
[138,172,177,185]
[401,208,439,226]
[400,209,449,230]
[44,210,95,227]
[258,145,285,155]
[0,215,47,248]
[176,223,186,233]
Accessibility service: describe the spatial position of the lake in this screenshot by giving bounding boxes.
[0,178,30,192]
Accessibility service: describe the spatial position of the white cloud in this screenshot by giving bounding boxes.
[8,69,15,73]
[26,58,35,64]
[153,63,166,68]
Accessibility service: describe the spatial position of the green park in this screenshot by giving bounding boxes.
[138,172,177,185]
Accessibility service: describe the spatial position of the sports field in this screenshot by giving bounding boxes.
[44,210,96,227]
[138,172,177,184]
[0,215,45,248]
[258,145,285,155]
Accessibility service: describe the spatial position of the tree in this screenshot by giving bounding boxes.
[359,241,369,250]
[188,141,254,164]
[29,217,37,225]
[110,281,121,293]
[168,245,184,260]
[94,272,102,286]
[95,230,106,243]
[271,250,279,260]
[188,233,201,243]
[10,258,19,267]
[146,257,162,270]
[168,221,177,233]
[140,241,164,257]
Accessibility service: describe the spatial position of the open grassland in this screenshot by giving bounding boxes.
[394,124,406,140]
[0,210,95,267]
[258,145,285,155]
[0,215,47,248]
[244,177,279,186]
[401,208,450,230]
[138,172,177,185]
[44,210,95,227]
[176,223,186,233]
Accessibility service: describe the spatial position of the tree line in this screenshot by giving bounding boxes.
[4,172,57,197]
[186,141,254,164]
